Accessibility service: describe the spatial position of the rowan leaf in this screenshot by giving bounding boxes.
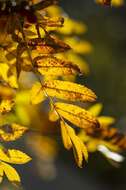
[0,123,28,142]
[33,56,81,76]
[60,122,88,167]
[0,148,31,164]
[0,99,14,114]
[0,166,3,183]
[60,121,72,150]
[28,35,71,54]
[49,105,59,121]
[43,80,97,102]
[88,103,103,117]
[98,116,115,127]
[30,82,45,104]
[55,102,99,129]
[0,162,20,184]
[0,85,15,99]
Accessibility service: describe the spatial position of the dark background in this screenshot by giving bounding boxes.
[8,1,126,190]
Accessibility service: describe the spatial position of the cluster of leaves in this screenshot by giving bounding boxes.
[0,0,126,186]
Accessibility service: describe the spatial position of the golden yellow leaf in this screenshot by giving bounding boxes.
[0,149,31,164]
[60,121,72,150]
[0,123,28,142]
[64,38,92,54]
[0,162,20,184]
[49,106,59,121]
[33,56,81,76]
[0,64,18,88]
[43,80,96,102]
[98,116,115,127]
[88,103,103,117]
[58,18,87,35]
[30,82,45,104]
[0,99,14,114]
[55,102,99,129]
[0,85,15,99]
[0,166,3,183]
[61,122,88,167]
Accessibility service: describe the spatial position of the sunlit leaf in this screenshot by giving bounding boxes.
[0,123,28,142]
[0,148,31,164]
[30,82,45,104]
[60,121,72,150]
[88,103,103,117]
[34,56,81,76]
[0,100,14,114]
[98,116,115,127]
[0,162,20,184]
[55,102,100,129]
[43,80,97,102]
[60,122,88,167]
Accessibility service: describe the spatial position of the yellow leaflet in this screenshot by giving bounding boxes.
[34,56,81,76]
[0,149,31,164]
[0,63,8,81]
[0,166,3,183]
[88,103,103,117]
[64,38,92,54]
[49,106,59,122]
[0,162,20,184]
[30,82,45,104]
[0,64,18,88]
[58,18,87,35]
[55,102,99,129]
[0,123,28,142]
[46,5,62,17]
[56,53,90,76]
[98,116,115,127]
[0,85,15,99]
[0,99,14,114]
[60,121,72,150]
[43,80,97,102]
[65,52,90,75]
[61,122,88,167]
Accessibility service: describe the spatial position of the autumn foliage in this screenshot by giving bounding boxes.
[0,0,126,187]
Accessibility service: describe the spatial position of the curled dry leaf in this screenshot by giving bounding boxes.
[28,35,71,54]
[39,16,64,28]
[55,102,100,129]
[0,123,28,142]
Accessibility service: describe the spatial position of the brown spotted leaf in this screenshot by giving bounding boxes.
[0,123,28,141]
[28,35,71,54]
[33,56,81,76]
[55,102,99,129]
[43,80,97,102]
